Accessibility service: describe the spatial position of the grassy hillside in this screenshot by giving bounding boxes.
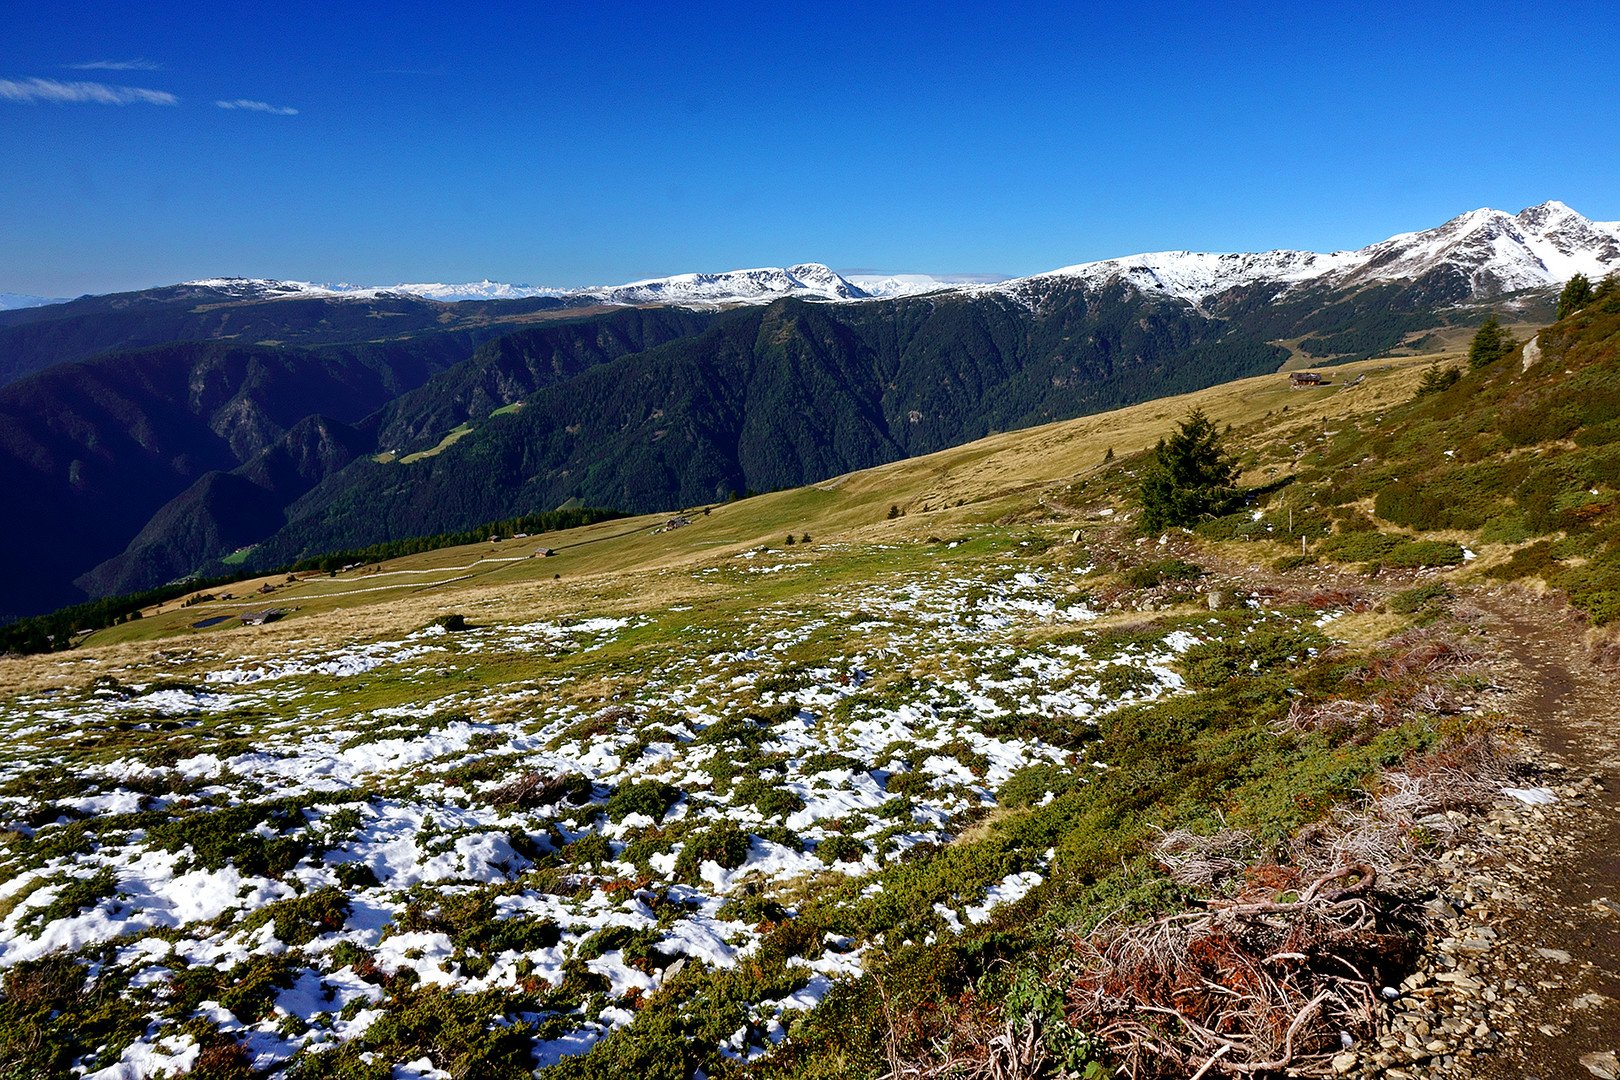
[3,307,1609,1078]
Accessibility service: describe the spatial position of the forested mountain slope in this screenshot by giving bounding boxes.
[0,341,449,619]
[241,286,1287,567]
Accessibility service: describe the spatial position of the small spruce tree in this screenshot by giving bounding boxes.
[1557,273,1594,320]
[1137,409,1239,532]
[1467,314,1516,370]
[1416,365,1461,396]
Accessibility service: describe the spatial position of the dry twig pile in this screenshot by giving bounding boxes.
[1065,865,1422,1078]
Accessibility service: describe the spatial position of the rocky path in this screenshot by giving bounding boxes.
[1313,586,1620,1080]
[1461,592,1620,1079]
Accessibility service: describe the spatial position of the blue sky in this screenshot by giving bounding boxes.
[2,1,1616,297]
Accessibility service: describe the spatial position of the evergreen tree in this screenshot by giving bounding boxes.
[1467,315,1515,371]
[1557,273,1594,320]
[1137,409,1239,532]
[1416,365,1461,396]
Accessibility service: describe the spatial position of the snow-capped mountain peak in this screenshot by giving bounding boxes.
[166,201,1617,316]
[581,263,867,305]
[990,201,1620,308]
[1343,202,1620,294]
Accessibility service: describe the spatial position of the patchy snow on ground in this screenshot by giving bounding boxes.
[0,552,1251,1073]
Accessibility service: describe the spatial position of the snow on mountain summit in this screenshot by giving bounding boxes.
[171,202,1617,315]
[1010,201,1620,307]
[1343,201,1620,294]
[579,263,868,305]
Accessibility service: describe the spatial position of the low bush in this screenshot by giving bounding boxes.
[564,833,612,867]
[18,868,118,937]
[1120,559,1203,588]
[145,800,315,877]
[236,886,350,946]
[733,778,805,819]
[1390,583,1452,615]
[1096,664,1156,697]
[1381,540,1465,568]
[1181,625,1329,688]
[286,986,536,1080]
[605,780,681,823]
[885,771,934,797]
[997,764,1085,809]
[815,835,865,864]
[674,822,751,882]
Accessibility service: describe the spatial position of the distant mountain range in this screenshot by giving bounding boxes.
[146,199,1620,308]
[0,292,69,312]
[0,201,1614,621]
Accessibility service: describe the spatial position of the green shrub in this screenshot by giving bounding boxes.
[1193,512,1265,541]
[885,771,934,797]
[800,752,862,774]
[1478,513,1533,545]
[1390,583,1452,615]
[1318,530,1402,563]
[733,778,805,819]
[815,835,865,864]
[674,821,752,881]
[145,801,312,877]
[716,893,788,925]
[565,833,612,867]
[1181,625,1328,688]
[1486,539,1561,581]
[333,862,380,888]
[693,716,770,747]
[287,986,535,1080]
[236,886,350,946]
[1374,483,1445,530]
[620,828,677,873]
[1120,559,1203,588]
[997,764,1085,809]
[1096,665,1156,697]
[576,925,665,964]
[395,890,560,954]
[1501,402,1580,446]
[216,955,300,1023]
[606,780,681,823]
[756,825,803,851]
[1382,540,1465,568]
[16,869,118,937]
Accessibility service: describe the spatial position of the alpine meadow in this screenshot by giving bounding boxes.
[4,8,1620,1076]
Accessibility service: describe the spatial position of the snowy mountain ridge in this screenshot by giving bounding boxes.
[169,201,1620,312]
[1002,201,1620,307]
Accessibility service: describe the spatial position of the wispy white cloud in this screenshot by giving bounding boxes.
[215,98,298,115]
[66,59,162,71]
[0,77,177,106]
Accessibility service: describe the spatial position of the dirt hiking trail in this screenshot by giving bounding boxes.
[1469,590,1620,1079]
